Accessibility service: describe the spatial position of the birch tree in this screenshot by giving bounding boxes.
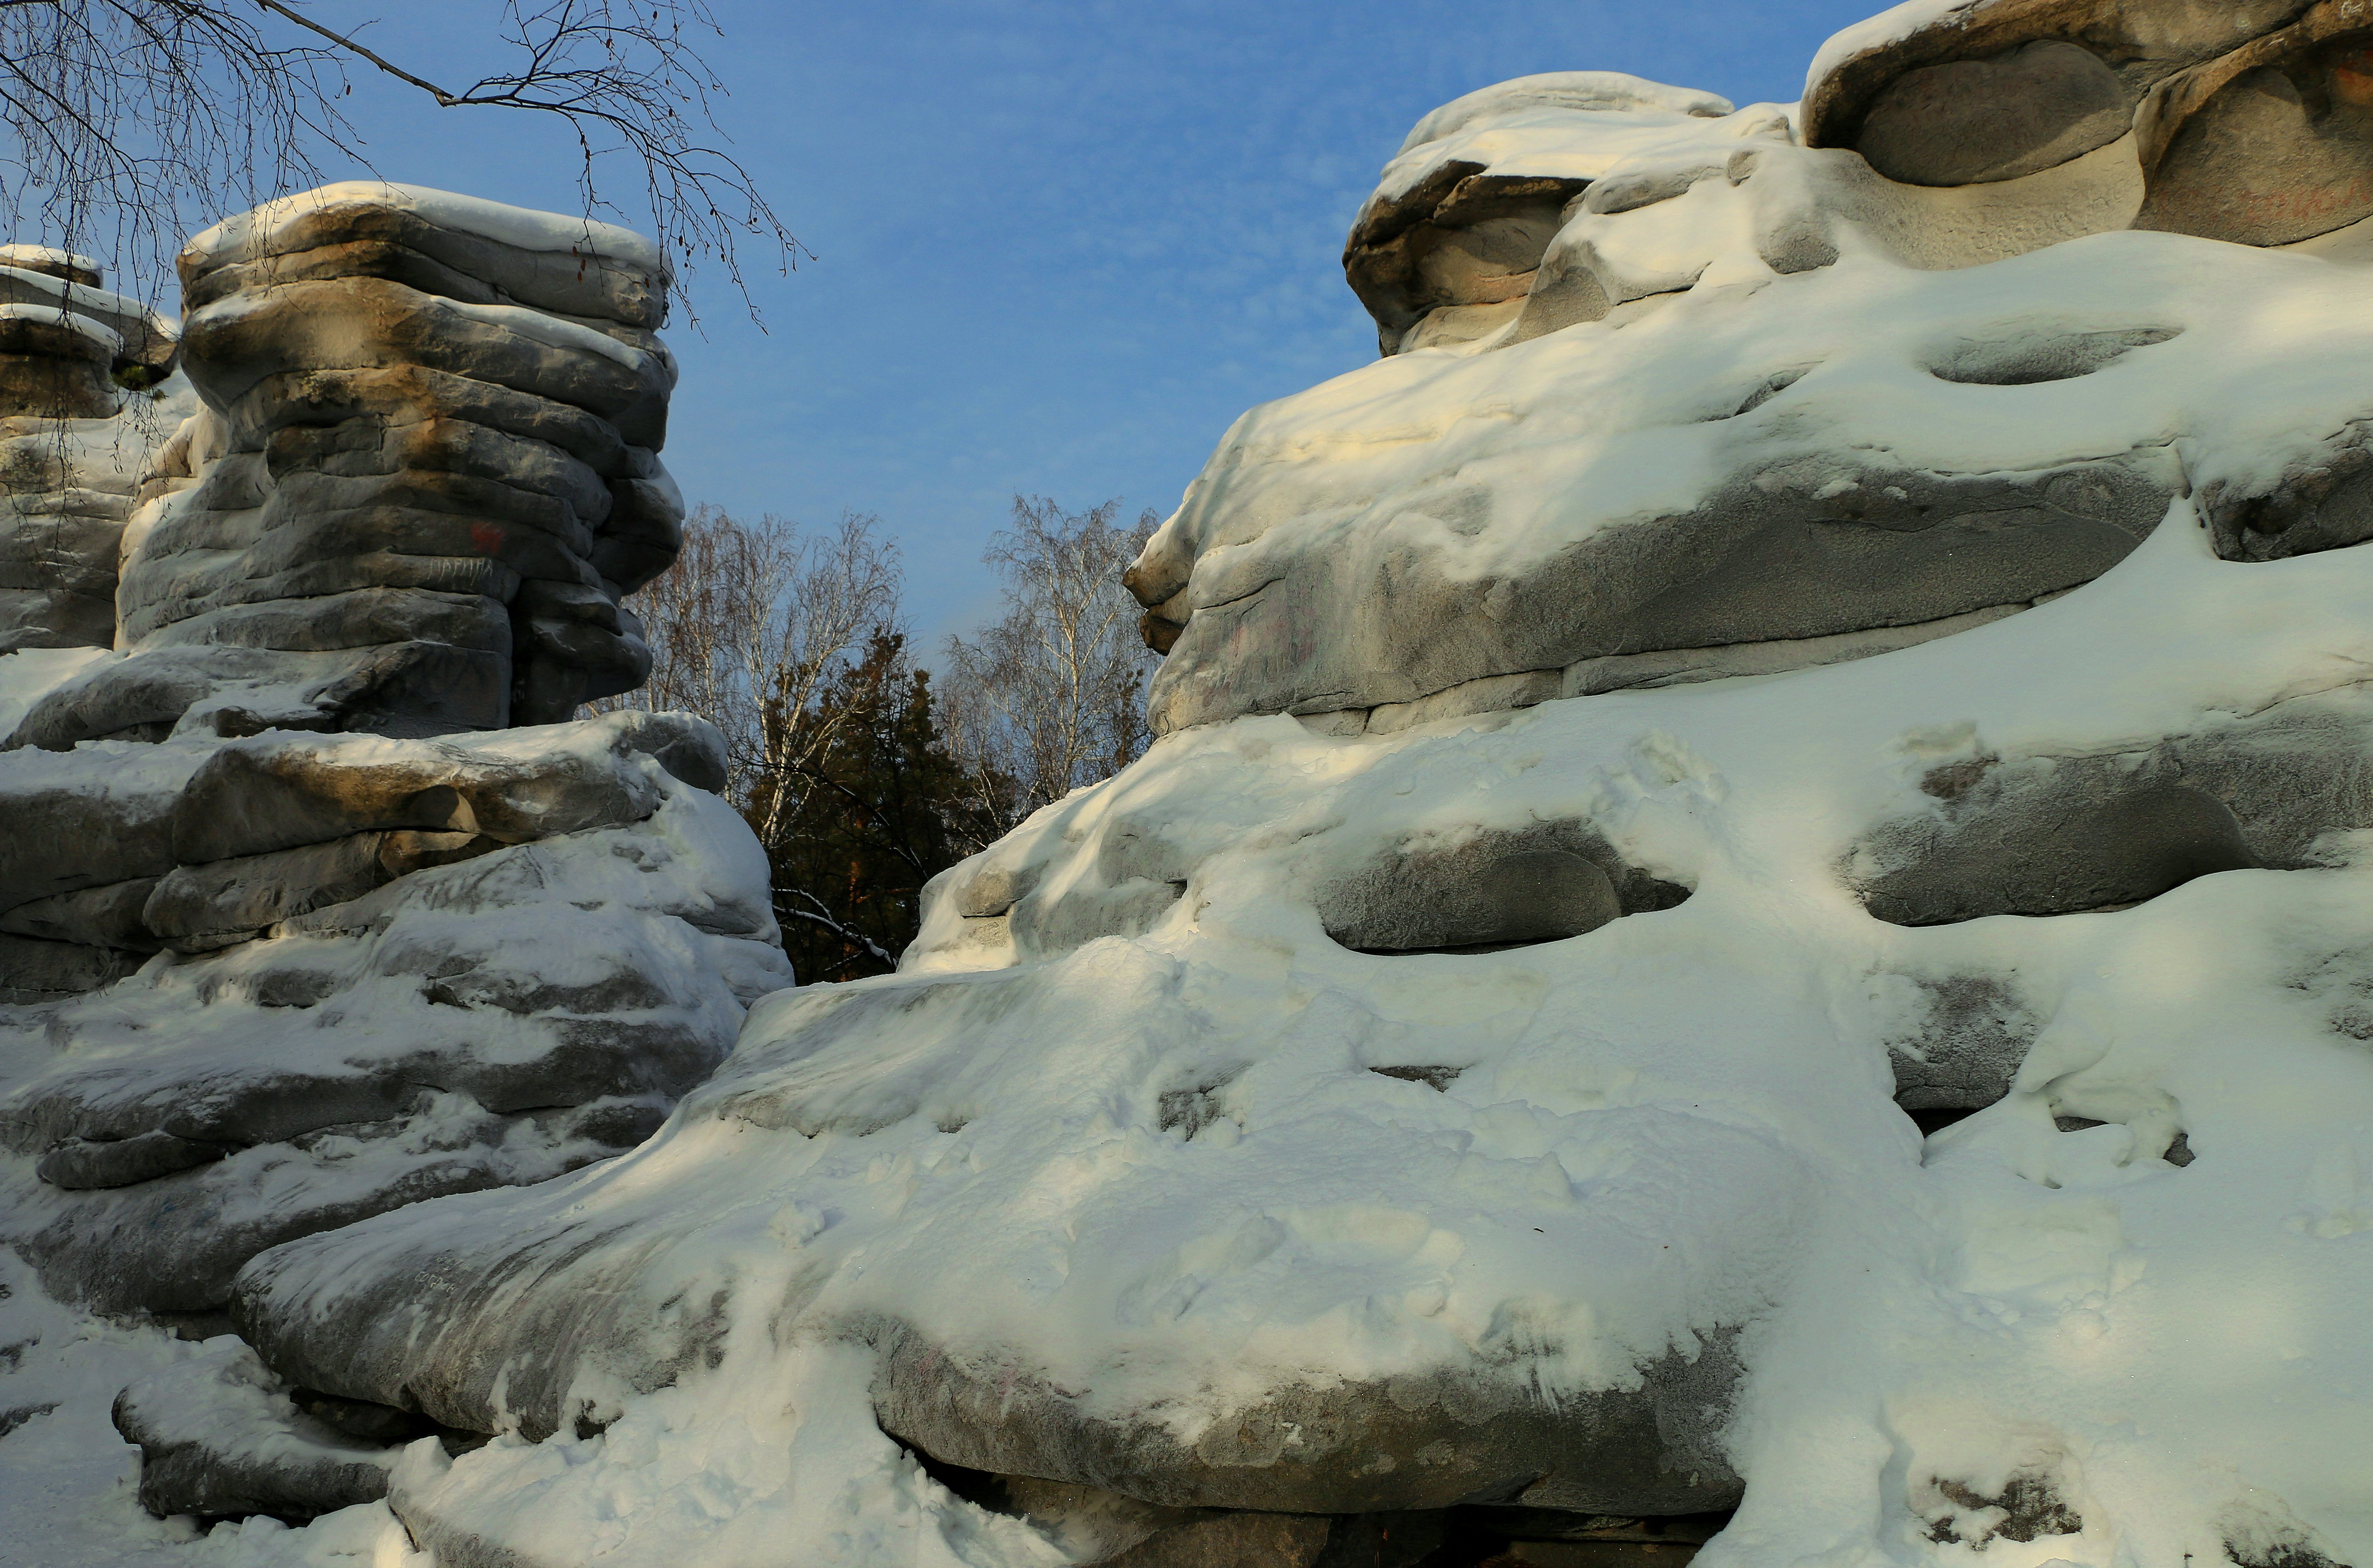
[940,495,1158,846]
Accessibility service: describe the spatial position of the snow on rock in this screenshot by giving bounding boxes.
[227,502,2373,1564]
[6,180,686,753]
[0,262,178,383]
[0,246,105,286]
[206,6,2373,1561]
[1179,46,2373,734]
[184,182,669,303]
[0,236,188,655]
[0,710,789,1319]
[0,190,790,1568]
[17,6,2373,1565]
[111,1339,401,1521]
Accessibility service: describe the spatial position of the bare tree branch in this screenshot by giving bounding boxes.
[0,0,799,323]
[775,887,896,973]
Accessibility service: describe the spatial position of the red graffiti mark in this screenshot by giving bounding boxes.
[469,521,505,555]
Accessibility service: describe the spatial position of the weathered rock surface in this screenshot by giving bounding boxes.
[1847,701,2373,926]
[1136,88,2373,733]
[1883,974,2041,1116]
[1135,446,2177,735]
[6,182,684,750]
[0,932,140,1001]
[1110,1,2373,742]
[0,710,718,973]
[112,1340,397,1520]
[0,251,185,655]
[870,1323,1744,1515]
[1318,822,1689,954]
[7,20,2371,1561]
[1854,41,2134,187]
[0,712,789,1314]
[1804,0,2373,248]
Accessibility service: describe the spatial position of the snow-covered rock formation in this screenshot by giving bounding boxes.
[14,5,2373,1565]
[12,184,681,753]
[0,186,794,1534]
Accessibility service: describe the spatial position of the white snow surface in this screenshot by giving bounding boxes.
[0,1251,411,1568]
[1375,89,1771,207]
[1395,71,1734,156]
[1154,228,2358,608]
[184,183,667,276]
[1138,74,2373,724]
[0,264,175,346]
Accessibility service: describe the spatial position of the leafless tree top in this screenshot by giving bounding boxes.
[0,0,798,320]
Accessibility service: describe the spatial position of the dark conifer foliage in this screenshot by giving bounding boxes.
[609,497,1146,983]
[757,632,991,982]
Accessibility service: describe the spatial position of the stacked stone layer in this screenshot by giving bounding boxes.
[7,184,687,751]
[0,250,183,656]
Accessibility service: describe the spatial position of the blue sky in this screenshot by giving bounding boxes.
[276,0,1877,645]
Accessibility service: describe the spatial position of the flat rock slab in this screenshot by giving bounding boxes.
[113,1339,396,1521]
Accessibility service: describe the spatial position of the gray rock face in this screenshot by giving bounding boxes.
[0,712,789,1314]
[1318,822,1687,954]
[0,877,165,951]
[0,710,712,955]
[1846,701,2373,927]
[1806,0,2373,248]
[36,1127,227,1189]
[871,1322,1745,1516]
[1137,452,2175,735]
[5,183,684,750]
[2200,418,2373,562]
[0,932,140,999]
[0,254,185,653]
[171,722,670,864]
[0,739,202,912]
[140,830,496,951]
[112,1340,397,1521]
[1343,161,1588,356]
[0,261,177,384]
[1802,0,2311,153]
[1113,0,2373,747]
[223,1162,738,1445]
[1855,41,2133,186]
[1884,974,2041,1115]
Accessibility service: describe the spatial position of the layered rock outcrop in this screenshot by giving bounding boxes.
[10,11,2373,1567]
[1131,0,2373,738]
[0,248,182,657]
[0,189,795,1525]
[0,708,789,1320]
[9,184,683,752]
